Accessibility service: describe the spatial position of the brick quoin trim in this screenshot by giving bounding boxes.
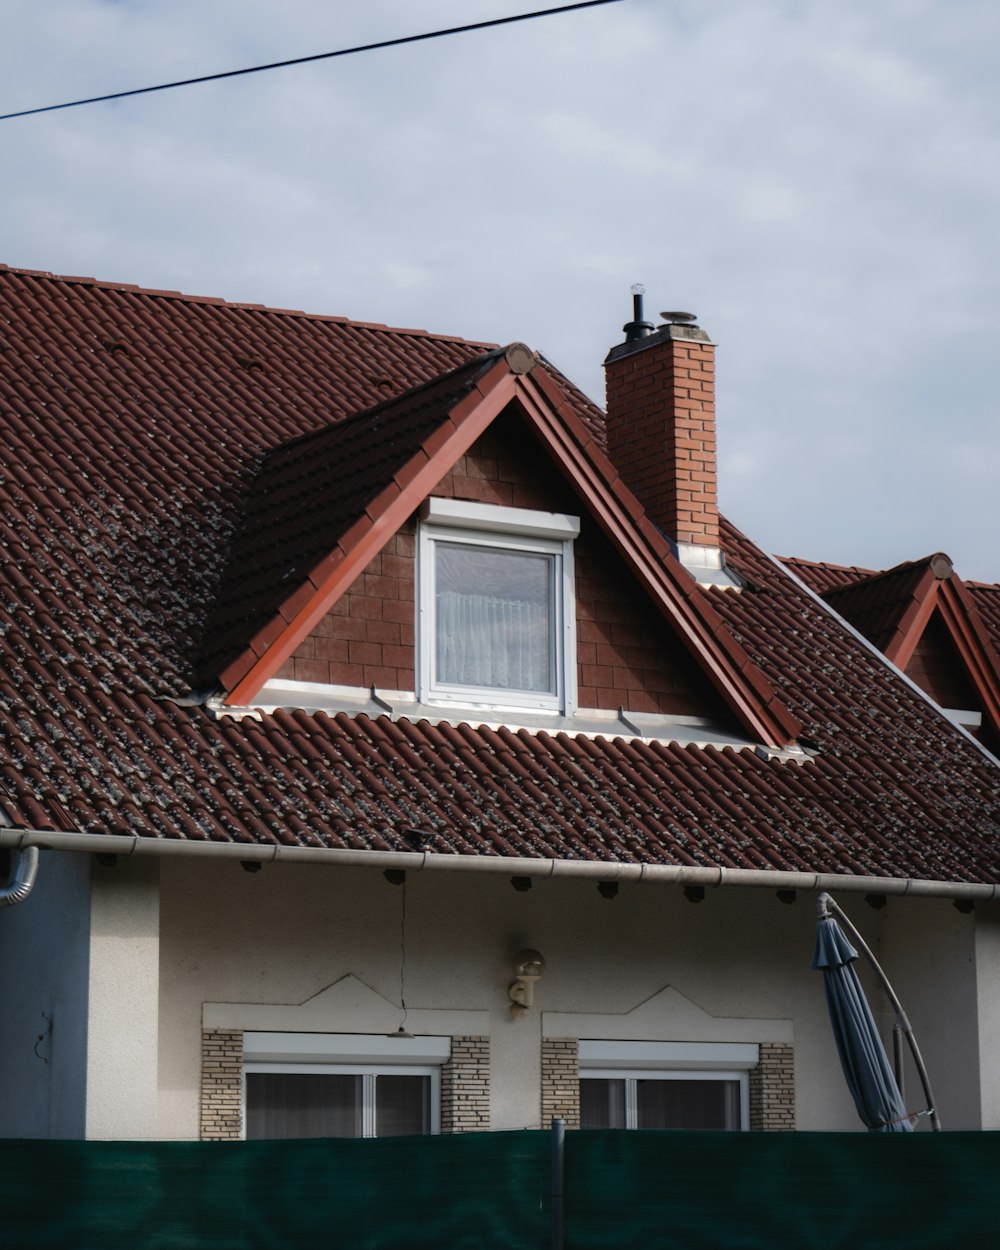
[749,1042,795,1131]
[279,411,727,719]
[200,1028,244,1141]
[440,1035,491,1133]
[605,326,719,548]
[542,1038,581,1130]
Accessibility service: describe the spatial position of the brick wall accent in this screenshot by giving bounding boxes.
[749,1042,795,1131]
[440,1035,491,1133]
[278,410,727,719]
[904,614,980,712]
[276,525,416,688]
[200,1028,244,1140]
[542,1038,580,1130]
[605,326,719,548]
[575,523,729,716]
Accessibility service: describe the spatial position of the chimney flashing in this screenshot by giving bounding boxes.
[675,541,744,590]
[604,319,713,366]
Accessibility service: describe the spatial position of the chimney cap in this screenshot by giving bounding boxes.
[660,311,697,325]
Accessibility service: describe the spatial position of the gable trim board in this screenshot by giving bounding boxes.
[3,828,996,901]
[789,552,1000,744]
[219,356,521,702]
[216,352,799,749]
[777,552,1000,772]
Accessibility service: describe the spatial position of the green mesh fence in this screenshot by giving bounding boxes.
[0,1132,549,1250]
[565,1129,1000,1249]
[3,1130,1000,1249]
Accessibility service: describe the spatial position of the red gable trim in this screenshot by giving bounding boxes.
[224,358,800,747]
[519,369,800,747]
[882,565,941,669]
[223,361,518,704]
[935,578,1000,736]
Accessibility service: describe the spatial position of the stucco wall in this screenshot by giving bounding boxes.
[879,897,980,1130]
[974,904,1000,1129]
[0,849,91,1138]
[149,859,976,1141]
[85,856,160,1138]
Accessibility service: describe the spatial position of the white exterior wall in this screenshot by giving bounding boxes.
[974,903,1000,1129]
[879,897,981,1130]
[0,849,91,1138]
[85,856,160,1138]
[3,851,987,1141]
[152,859,981,1140]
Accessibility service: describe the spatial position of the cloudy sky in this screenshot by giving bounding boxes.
[3,1,999,579]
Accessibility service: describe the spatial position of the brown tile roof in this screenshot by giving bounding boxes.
[967,583,1000,655]
[783,551,1000,741]
[200,351,505,686]
[780,555,876,595]
[821,555,949,660]
[1,265,999,885]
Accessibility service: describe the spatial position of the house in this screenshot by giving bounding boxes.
[1,264,999,1145]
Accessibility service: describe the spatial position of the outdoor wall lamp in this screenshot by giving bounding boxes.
[509,948,545,1018]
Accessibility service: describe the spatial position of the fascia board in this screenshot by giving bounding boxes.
[883,569,940,668]
[511,372,800,747]
[225,362,519,705]
[935,581,1000,730]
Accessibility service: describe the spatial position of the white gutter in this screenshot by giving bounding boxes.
[0,827,996,902]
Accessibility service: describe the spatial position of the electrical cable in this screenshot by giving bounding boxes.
[0,0,633,122]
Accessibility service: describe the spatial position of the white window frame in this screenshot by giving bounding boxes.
[578,1040,757,1132]
[417,498,579,715]
[243,1032,449,1139]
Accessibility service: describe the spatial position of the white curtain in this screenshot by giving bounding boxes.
[437,590,550,692]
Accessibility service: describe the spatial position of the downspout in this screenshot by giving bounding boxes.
[0,845,39,908]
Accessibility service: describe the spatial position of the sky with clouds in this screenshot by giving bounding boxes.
[3,1,999,579]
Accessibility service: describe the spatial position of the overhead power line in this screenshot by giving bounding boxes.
[0,0,633,122]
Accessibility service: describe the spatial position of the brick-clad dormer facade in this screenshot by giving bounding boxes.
[604,306,719,551]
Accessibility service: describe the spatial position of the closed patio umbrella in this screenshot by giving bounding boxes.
[812,893,939,1132]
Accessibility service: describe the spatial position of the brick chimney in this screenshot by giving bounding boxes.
[605,291,730,581]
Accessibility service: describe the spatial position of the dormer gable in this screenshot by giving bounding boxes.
[201,347,800,748]
[792,553,1000,747]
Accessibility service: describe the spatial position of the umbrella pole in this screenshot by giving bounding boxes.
[817,893,941,1131]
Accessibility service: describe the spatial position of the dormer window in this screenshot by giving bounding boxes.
[418,498,579,714]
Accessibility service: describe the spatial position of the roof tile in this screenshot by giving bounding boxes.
[0,267,998,885]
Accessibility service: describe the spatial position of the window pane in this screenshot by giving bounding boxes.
[435,543,555,693]
[246,1073,362,1139]
[375,1074,432,1137]
[580,1078,627,1130]
[636,1079,741,1131]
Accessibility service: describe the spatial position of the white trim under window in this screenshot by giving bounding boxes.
[579,1040,756,1132]
[243,1032,448,1140]
[418,499,579,714]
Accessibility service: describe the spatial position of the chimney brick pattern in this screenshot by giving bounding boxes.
[605,328,719,548]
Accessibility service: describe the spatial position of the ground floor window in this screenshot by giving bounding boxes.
[580,1073,742,1131]
[243,1032,447,1140]
[578,1040,755,1132]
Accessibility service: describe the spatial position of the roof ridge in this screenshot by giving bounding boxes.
[0,262,497,346]
[823,552,951,596]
